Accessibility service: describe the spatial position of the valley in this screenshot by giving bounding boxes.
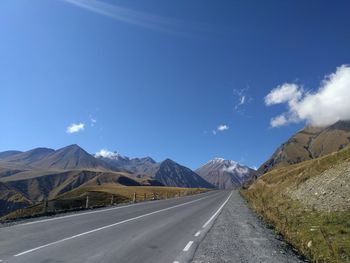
[2,2,350,262]
[0,121,350,263]
[0,144,256,219]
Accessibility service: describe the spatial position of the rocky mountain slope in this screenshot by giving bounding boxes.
[258,120,350,174]
[97,154,214,188]
[196,158,257,189]
[153,159,214,188]
[0,182,32,217]
[242,146,350,262]
[96,153,157,176]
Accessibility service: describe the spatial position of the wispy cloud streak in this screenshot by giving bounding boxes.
[233,87,252,113]
[64,0,205,34]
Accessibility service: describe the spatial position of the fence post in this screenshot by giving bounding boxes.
[144,193,147,201]
[133,192,136,203]
[110,195,114,205]
[85,195,89,209]
[43,198,48,214]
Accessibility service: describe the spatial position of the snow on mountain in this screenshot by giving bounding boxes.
[196,158,258,189]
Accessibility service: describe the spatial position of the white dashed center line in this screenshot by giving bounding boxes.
[194,231,201,237]
[13,195,213,257]
[183,241,194,252]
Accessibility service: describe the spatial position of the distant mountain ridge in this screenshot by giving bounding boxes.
[96,153,157,176]
[34,144,114,170]
[96,154,214,189]
[3,148,55,166]
[196,158,257,189]
[0,144,214,216]
[0,151,23,159]
[258,120,350,174]
[1,145,115,171]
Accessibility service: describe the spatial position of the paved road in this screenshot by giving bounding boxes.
[192,190,305,263]
[0,190,231,263]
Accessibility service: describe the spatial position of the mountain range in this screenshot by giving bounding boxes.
[0,144,257,216]
[1,121,348,220]
[95,154,213,188]
[96,153,256,190]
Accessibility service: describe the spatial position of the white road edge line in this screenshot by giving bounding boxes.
[14,194,214,257]
[194,231,201,237]
[19,203,139,226]
[202,191,232,229]
[173,261,180,263]
[183,241,194,252]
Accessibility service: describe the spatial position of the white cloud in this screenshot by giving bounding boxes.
[95,149,116,158]
[212,124,229,135]
[95,149,118,159]
[217,124,229,131]
[95,149,128,160]
[66,123,85,134]
[265,83,302,106]
[270,115,288,128]
[265,65,350,127]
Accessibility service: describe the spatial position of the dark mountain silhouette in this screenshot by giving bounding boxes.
[152,159,214,188]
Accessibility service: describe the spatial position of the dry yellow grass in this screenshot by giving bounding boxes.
[242,147,350,263]
[1,186,209,222]
[60,185,208,201]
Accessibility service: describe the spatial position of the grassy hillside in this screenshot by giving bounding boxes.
[1,186,209,222]
[242,147,350,263]
[258,121,350,174]
[0,182,33,216]
[0,168,151,216]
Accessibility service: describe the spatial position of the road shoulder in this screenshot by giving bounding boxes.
[192,190,305,263]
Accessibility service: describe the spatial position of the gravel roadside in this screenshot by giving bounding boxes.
[192,190,306,263]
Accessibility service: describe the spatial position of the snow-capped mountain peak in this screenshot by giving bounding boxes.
[212,157,225,162]
[94,149,129,161]
[196,158,258,189]
[209,158,238,167]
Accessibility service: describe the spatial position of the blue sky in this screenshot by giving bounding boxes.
[1,0,350,169]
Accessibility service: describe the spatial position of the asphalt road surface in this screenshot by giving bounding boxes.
[0,190,231,263]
